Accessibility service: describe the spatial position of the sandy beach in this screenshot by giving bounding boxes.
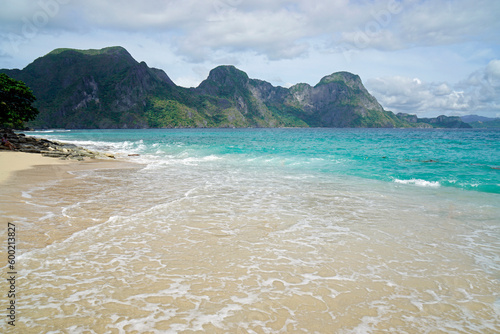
[0,151,71,185]
[0,151,139,250]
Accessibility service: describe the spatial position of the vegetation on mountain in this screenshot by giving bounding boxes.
[0,47,472,129]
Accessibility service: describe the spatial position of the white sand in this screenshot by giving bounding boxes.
[0,151,71,185]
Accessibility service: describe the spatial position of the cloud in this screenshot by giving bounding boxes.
[2,0,499,63]
[339,1,500,62]
[174,7,311,61]
[455,59,500,110]
[332,0,500,57]
[76,0,211,30]
[366,60,500,116]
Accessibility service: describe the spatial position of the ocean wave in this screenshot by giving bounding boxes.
[393,178,441,187]
[29,129,72,133]
[34,138,147,156]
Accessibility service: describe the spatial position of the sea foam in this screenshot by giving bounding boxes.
[393,178,441,187]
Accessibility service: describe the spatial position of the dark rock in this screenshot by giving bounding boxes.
[22,148,42,154]
[1,128,113,160]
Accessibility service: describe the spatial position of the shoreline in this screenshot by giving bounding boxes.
[0,128,124,187]
[0,150,140,250]
[1,128,115,161]
[0,151,74,185]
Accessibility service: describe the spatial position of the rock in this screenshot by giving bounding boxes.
[22,148,42,153]
[1,128,113,161]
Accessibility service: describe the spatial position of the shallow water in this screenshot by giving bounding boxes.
[2,128,499,333]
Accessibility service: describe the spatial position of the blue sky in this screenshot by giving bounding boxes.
[1,0,499,117]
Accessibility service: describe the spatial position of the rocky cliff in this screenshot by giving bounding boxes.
[265,71,404,127]
[1,46,423,129]
[194,65,406,128]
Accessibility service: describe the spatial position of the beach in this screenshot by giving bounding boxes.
[1,129,499,333]
[0,151,138,250]
[0,151,71,185]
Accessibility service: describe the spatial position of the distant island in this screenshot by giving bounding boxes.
[460,115,500,128]
[1,46,474,129]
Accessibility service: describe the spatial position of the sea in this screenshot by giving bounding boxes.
[4,128,500,333]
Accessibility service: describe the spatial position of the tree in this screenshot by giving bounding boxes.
[0,73,39,128]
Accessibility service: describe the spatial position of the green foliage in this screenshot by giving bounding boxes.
[146,98,204,128]
[350,109,406,128]
[267,105,309,127]
[48,46,127,57]
[0,73,39,128]
[315,72,360,88]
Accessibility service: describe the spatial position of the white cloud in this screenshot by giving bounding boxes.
[2,0,499,64]
[485,60,500,80]
[337,0,500,52]
[367,59,500,116]
[174,8,311,61]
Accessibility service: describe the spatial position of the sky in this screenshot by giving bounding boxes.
[1,0,499,117]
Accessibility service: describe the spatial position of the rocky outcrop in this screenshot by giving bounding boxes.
[194,66,406,128]
[278,72,402,127]
[195,66,281,127]
[0,129,114,160]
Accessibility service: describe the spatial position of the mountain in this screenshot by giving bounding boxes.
[461,115,500,128]
[0,46,461,129]
[193,66,407,128]
[397,113,472,129]
[1,47,177,128]
[461,115,493,123]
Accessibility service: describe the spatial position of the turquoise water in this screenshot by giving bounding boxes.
[9,128,500,332]
[34,128,500,193]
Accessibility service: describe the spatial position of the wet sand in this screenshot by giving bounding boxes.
[0,151,139,250]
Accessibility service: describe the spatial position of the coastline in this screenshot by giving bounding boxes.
[0,150,140,250]
[0,151,72,185]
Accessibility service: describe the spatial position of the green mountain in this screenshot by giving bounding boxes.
[2,47,177,128]
[0,46,462,129]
